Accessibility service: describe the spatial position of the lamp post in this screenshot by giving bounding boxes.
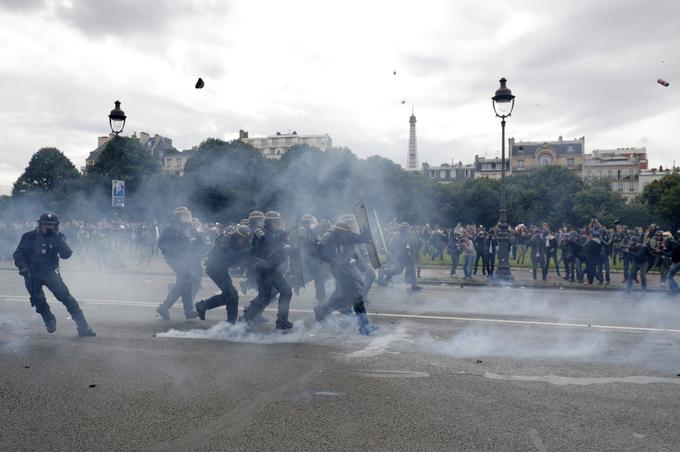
[491,77,515,280]
[108,100,127,135]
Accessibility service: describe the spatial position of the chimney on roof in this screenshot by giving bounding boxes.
[239,129,249,139]
[558,136,563,142]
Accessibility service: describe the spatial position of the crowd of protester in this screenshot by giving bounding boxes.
[397,220,680,293]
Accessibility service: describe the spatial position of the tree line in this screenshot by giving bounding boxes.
[2,137,679,231]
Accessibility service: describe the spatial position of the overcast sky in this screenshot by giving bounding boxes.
[1,0,678,194]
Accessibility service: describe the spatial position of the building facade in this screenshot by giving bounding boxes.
[509,136,585,175]
[474,155,509,179]
[241,131,332,160]
[421,161,475,182]
[583,150,640,201]
[163,149,197,177]
[639,167,678,192]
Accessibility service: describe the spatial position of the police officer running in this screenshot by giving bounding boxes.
[13,212,96,336]
[194,224,252,323]
[241,211,294,330]
[157,207,207,320]
[314,220,378,335]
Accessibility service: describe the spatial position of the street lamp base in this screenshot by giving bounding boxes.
[491,270,513,285]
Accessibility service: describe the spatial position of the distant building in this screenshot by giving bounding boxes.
[474,155,509,179]
[240,131,333,160]
[584,150,640,201]
[163,149,197,176]
[84,132,176,171]
[594,147,648,170]
[639,166,678,192]
[421,161,475,182]
[509,136,585,174]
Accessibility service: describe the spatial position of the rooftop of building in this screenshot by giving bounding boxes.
[510,136,585,157]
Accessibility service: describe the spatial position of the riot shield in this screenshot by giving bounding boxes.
[286,226,305,290]
[353,199,382,269]
[373,209,389,256]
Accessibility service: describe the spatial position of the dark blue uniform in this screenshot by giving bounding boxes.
[14,229,93,335]
[196,230,251,323]
[158,221,207,319]
[241,225,293,329]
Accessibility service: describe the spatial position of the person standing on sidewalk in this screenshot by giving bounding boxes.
[447,233,460,276]
[461,234,475,279]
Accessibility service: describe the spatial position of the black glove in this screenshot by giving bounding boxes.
[19,267,30,278]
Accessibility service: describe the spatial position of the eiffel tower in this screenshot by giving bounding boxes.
[407,105,418,170]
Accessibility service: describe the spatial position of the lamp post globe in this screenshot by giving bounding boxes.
[492,77,515,118]
[491,77,515,281]
[108,100,127,135]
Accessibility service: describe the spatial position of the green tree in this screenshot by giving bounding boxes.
[88,136,161,195]
[183,138,272,221]
[640,173,680,230]
[571,179,626,226]
[12,147,80,196]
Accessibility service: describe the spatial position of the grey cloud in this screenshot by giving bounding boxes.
[54,0,228,38]
[0,0,46,11]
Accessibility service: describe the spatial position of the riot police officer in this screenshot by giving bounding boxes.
[377,222,422,291]
[241,211,294,330]
[194,225,252,323]
[314,220,378,335]
[13,212,95,336]
[157,207,207,320]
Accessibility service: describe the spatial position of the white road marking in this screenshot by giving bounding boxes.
[3,294,680,334]
[485,372,680,386]
[345,324,411,358]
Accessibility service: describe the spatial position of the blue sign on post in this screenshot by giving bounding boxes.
[112,180,125,208]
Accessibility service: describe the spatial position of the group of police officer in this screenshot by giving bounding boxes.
[14,206,426,337]
[154,207,392,334]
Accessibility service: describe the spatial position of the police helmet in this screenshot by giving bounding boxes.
[301,213,318,228]
[264,210,282,225]
[248,211,265,221]
[235,224,252,240]
[333,220,353,232]
[38,211,59,225]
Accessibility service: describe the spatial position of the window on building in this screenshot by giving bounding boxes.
[440,170,446,179]
[608,170,613,179]
[629,183,635,192]
[538,154,553,166]
[618,183,623,192]
[567,158,575,168]
[629,168,634,177]
[517,160,524,169]
[617,170,622,179]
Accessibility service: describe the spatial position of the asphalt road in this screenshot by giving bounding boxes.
[2,262,680,451]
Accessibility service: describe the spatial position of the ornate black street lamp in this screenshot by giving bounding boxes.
[108,100,127,135]
[492,77,515,280]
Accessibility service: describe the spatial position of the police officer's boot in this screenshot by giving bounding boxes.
[195,300,207,321]
[41,310,57,333]
[72,310,96,337]
[275,319,293,330]
[357,313,378,336]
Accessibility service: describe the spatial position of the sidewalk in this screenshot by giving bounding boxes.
[416,266,671,292]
